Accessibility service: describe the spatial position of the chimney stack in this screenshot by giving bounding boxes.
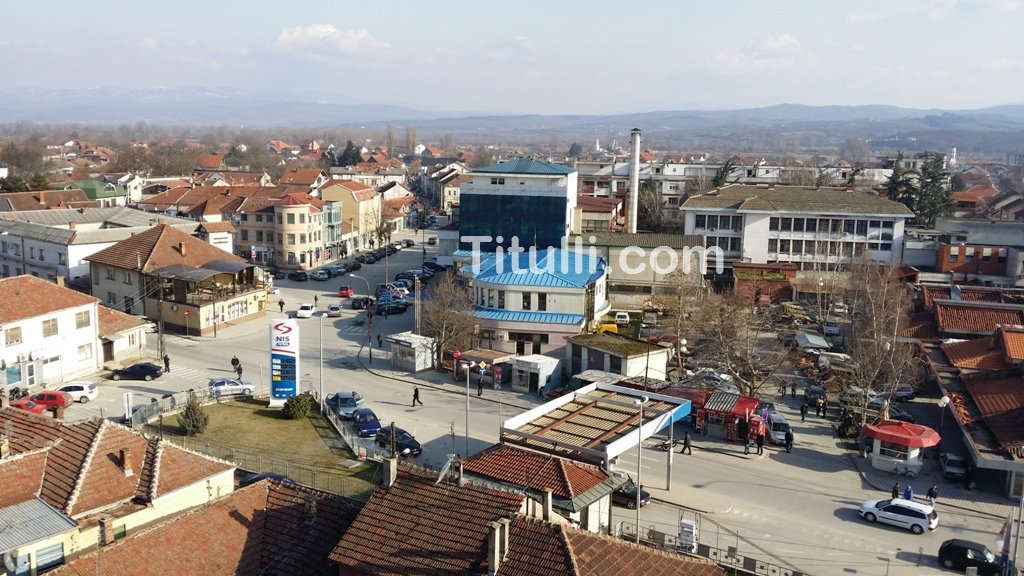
[99,515,116,546]
[119,448,134,477]
[0,434,10,459]
[627,128,641,234]
[0,390,9,410]
[39,190,45,205]
[68,221,75,230]
[178,242,186,257]
[542,489,553,522]
[487,521,503,576]
[382,456,398,488]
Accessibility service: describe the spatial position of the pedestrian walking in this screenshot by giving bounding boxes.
[163,354,170,373]
[790,382,796,398]
[926,484,938,507]
[903,485,914,501]
[964,464,975,490]
[278,299,285,313]
[784,429,794,453]
[822,398,829,416]
[815,398,823,417]
[231,355,240,369]
[412,387,423,407]
[682,431,692,455]
[314,294,319,308]
[892,482,900,500]
[744,434,751,455]
[800,403,808,422]
[756,432,765,455]
[477,379,483,397]
[377,333,383,349]
[235,363,243,379]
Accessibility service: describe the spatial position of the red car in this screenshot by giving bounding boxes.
[11,398,48,414]
[28,391,74,409]
[338,285,353,297]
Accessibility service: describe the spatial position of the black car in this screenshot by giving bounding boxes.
[111,362,163,381]
[403,239,415,247]
[422,261,445,273]
[355,254,370,264]
[268,269,286,280]
[612,478,650,509]
[346,261,361,271]
[324,266,345,278]
[351,296,375,310]
[376,301,408,315]
[364,253,379,263]
[385,245,398,255]
[375,427,422,456]
[287,271,308,281]
[938,539,1002,575]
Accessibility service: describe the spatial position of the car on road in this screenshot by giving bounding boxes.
[326,391,365,419]
[295,303,316,318]
[346,261,361,271]
[310,270,329,281]
[208,377,254,396]
[325,265,346,277]
[375,427,423,456]
[427,236,437,245]
[937,539,1002,575]
[839,386,881,406]
[376,301,408,316]
[351,296,374,310]
[11,398,48,414]
[25,391,74,409]
[337,285,354,297]
[353,408,382,437]
[939,452,968,480]
[614,311,630,326]
[892,385,916,402]
[422,261,445,273]
[858,498,937,534]
[403,239,415,247]
[326,304,343,317]
[57,382,98,403]
[767,412,789,444]
[269,269,286,280]
[611,478,650,509]
[287,271,309,281]
[111,362,163,381]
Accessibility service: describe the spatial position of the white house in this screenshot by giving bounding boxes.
[566,332,670,381]
[0,275,101,389]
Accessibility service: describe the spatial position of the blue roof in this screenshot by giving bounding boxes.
[472,158,574,176]
[467,248,605,288]
[473,307,584,325]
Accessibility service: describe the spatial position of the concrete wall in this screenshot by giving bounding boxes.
[90,263,145,314]
[0,301,101,386]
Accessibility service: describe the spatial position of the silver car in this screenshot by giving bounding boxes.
[208,377,254,397]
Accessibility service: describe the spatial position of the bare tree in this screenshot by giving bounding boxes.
[422,272,476,367]
[651,268,707,375]
[385,124,395,154]
[405,125,417,155]
[637,178,664,231]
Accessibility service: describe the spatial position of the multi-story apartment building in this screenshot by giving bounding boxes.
[320,180,381,251]
[231,194,327,269]
[933,218,1024,286]
[681,184,914,269]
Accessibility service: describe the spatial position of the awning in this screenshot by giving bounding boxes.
[702,391,760,418]
[204,259,252,273]
[796,332,830,350]
[862,421,940,448]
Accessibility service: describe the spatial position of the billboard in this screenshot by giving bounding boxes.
[269,320,300,406]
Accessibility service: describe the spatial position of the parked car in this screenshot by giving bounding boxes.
[612,478,650,509]
[427,237,437,245]
[892,385,916,402]
[57,382,98,403]
[326,391,365,419]
[26,391,74,409]
[767,412,790,444]
[422,261,445,273]
[392,279,414,291]
[295,303,316,319]
[11,398,48,414]
[326,304,343,317]
[355,254,370,264]
[937,539,1002,575]
[804,384,826,404]
[310,270,329,281]
[326,265,346,277]
[375,427,423,456]
[208,377,254,396]
[269,269,286,280]
[403,239,415,247]
[408,267,434,278]
[840,386,881,406]
[376,301,408,315]
[338,285,354,297]
[351,296,374,310]
[939,452,968,480]
[353,408,382,437]
[111,362,163,381]
[614,311,630,326]
[346,260,361,271]
[287,271,309,281]
[859,498,938,534]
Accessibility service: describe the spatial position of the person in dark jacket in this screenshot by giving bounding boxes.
[755,432,765,455]
[682,431,692,455]
[892,481,901,500]
[163,354,170,373]
[800,403,808,422]
[784,429,794,453]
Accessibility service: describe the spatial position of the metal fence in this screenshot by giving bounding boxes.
[322,402,390,462]
[616,520,804,576]
[129,384,270,428]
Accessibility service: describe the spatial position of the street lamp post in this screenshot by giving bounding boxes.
[634,396,648,544]
[461,360,475,457]
[319,313,324,415]
[349,273,374,363]
[938,395,950,444]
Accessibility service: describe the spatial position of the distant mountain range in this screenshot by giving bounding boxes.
[2,88,1023,155]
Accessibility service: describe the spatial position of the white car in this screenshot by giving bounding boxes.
[326,304,343,317]
[57,382,98,403]
[295,303,316,318]
[859,498,938,534]
[208,378,254,396]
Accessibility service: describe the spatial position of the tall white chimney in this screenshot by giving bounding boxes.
[628,128,641,234]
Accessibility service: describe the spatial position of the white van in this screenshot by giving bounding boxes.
[614,312,630,326]
[767,412,790,444]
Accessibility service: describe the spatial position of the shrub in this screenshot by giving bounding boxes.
[178,393,209,436]
[282,393,315,420]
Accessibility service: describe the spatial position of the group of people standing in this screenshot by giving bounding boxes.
[892,481,941,506]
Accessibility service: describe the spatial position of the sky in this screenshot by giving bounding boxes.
[3,0,1024,115]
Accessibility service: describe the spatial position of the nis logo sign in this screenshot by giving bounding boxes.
[272,322,295,350]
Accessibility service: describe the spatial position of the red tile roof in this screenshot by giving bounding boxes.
[322,179,377,201]
[0,189,93,211]
[953,185,999,204]
[901,312,940,340]
[921,285,1008,310]
[462,444,609,500]
[1001,327,1024,362]
[69,422,151,516]
[0,446,51,508]
[921,285,951,310]
[941,338,1008,371]
[330,470,525,574]
[197,221,237,234]
[197,153,222,170]
[97,305,148,338]
[85,224,244,272]
[0,275,97,326]
[279,168,324,186]
[965,376,1024,453]
[934,300,1024,336]
[565,522,723,576]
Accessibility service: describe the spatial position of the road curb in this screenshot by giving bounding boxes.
[354,344,534,411]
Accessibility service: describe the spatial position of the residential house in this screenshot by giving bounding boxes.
[98,173,145,203]
[195,221,236,257]
[320,180,381,251]
[0,189,95,212]
[0,207,198,288]
[378,181,412,202]
[952,185,999,217]
[572,195,622,233]
[64,180,129,208]
[0,407,236,574]
[196,153,225,171]
[191,169,273,187]
[97,305,149,364]
[566,332,670,381]
[0,275,100,388]
[420,162,468,207]
[935,218,1024,287]
[85,224,264,334]
[440,173,471,213]
[279,168,329,193]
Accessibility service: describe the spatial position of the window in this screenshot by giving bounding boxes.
[805,219,817,232]
[882,220,893,229]
[844,220,855,234]
[300,233,306,244]
[1,265,7,277]
[769,217,779,231]
[256,230,263,242]
[92,267,99,285]
[42,318,58,337]
[278,233,284,244]
[538,293,547,311]
[792,218,804,232]
[128,332,137,347]
[5,326,22,346]
[287,234,296,245]
[123,271,132,285]
[730,237,742,252]
[256,214,263,223]
[300,213,306,224]
[124,296,134,314]
[240,214,248,222]
[487,289,496,308]
[107,292,116,305]
[114,524,127,540]
[998,248,1007,263]
[792,240,803,254]
[856,220,868,235]
[277,213,283,225]
[695,215,706,229]
[58,252,66,265]
[498,290,505,309]
[706,215,718,230]
[780,218,792,232]
[522,292,531,310]
[490,177,505,185]
[879,440,908,460]
[106,267,115,280]
[609,355,622,373]
[75,311,90,328]
[779,239,790,253]
[982,248,992,262]
[38,248,45,262]
[77,343,93,361]
[287,213,295,224]
[30,247,35,259]
[768,239,778,253]
[241,229,249,241]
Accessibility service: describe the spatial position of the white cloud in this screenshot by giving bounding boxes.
[486,36,537,63]
[758,34,800,54]
[925,0,960,20]
[713,34,805,74]
[275,24,385,54]
[987,0,1024,10]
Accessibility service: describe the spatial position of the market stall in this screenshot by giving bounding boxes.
[861,420,941,476]
[694,391,761,442]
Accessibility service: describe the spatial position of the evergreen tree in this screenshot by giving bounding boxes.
[28,172,48,191]
[915,157,952,227]
[885,152,918,211]
[712,158,737,188]
[567,142,583,157]
[0,175,29,193]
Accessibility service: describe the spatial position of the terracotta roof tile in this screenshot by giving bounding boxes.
[85,224,243,272]
[0,275,98,326]
[934,300,1024,336]
[565,525,723,576]
[0,189,91,211]
[965,376,1024,452]
[499,518,576,576]
[150,442,233,498]
[68,421,150,516]
[197,153,222,170]
[462,444,609,500]
[0,446,51,508]
[953,185,999,204]
[941,338,1008,371]
[279,168,324,186]
[322,179,377,201]
[921,285,951,310]
[901,312,939,340]
[98,305,148,338]
[197,221,237,234]
[1002,327,1024,362]
[330,470,524,574]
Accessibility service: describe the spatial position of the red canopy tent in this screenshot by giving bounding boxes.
[862,421,940,448]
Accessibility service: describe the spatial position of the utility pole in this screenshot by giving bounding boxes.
[635,396,647,544]
[414,276,422,335]
[319,313,324,414]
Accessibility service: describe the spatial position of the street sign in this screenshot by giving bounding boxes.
[183,309,190,317]
[269,320,300,407]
